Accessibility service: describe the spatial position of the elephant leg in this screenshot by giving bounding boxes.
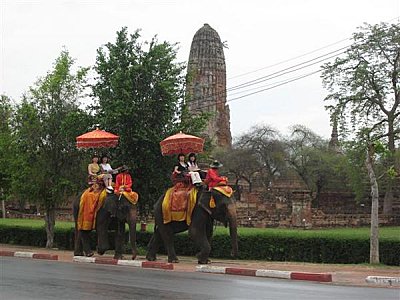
[80,230,94,257]
[146,227,162,261]
[158,224,179,263]
[126,207,138,260]
[73,222,84,256]
[189,225,211,264]
[205,219,214,246]
[114,221,125,260]
[96,210,110,255]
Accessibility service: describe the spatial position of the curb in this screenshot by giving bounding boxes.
[196,265,332,282]
[365,276,400,286]
[0,250,58,261]
[73,256,174,270]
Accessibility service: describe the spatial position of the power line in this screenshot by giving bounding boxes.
[228,69,322,103]
[228,38,350,80]
[191,69,322,112]
[227,45,348,92]
[227,16,399,80]
[227,49,346,94]
[227,71,320,97]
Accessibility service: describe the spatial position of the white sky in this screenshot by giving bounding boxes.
[1,0,399,139]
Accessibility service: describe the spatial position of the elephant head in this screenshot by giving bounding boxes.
[96,193,138,258]
[197,187,239,258]
[102,193,133,220]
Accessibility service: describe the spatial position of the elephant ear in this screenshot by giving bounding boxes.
[198,191,217,213]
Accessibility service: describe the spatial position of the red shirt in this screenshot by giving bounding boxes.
[114,173,133,193]
[205,168,225,189]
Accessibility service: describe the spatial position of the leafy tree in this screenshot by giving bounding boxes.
[285,125,346,207]
[0,95,14,216]
[93,28,207,217]
[322,22,400,214]
[215,147,262,193]
[235,124,286,189]
[322,22,400,263]
[11,50,91,247]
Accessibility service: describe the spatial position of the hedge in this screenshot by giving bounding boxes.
[1,224,398,266]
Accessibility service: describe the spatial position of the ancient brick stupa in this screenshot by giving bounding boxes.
[186,23,232,148]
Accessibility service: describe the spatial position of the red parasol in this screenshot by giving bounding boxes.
[76,128,119,148]
[160,132,205,156]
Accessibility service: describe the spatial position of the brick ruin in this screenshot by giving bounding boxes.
[233,175,400,228]
[186,23,232,148]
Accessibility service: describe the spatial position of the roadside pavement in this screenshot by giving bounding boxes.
[1,243,399,288]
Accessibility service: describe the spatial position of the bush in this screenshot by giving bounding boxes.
[0,224,398,266]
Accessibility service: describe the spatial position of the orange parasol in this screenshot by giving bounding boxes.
[160,132,204,156]
[76,128,119,148]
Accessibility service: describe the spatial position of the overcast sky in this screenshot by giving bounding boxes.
[1,0,399,140]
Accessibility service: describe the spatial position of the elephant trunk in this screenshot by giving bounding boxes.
[227,202,238,258]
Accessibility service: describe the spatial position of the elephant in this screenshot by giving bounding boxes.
[73,191,138,260]
[146,186,238,264]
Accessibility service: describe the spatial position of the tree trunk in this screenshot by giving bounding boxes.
[365,148,379,264]
[383,184,393,215]
[384,118,396,214]
[45,207,56,248]
[2,200,5,219]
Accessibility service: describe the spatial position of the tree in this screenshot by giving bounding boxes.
[285,125,346,207]
[322,22,400,214]
[0,95,14,217]
[215,147,262,193]
[236,124,287,189]
[321,22,400,263]
[93,28,207,217]
[12,50,91,247]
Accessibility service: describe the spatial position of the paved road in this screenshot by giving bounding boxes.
[1,257,398,300]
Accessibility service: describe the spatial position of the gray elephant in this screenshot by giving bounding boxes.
[73,191,138,260]
[146,186,238,264]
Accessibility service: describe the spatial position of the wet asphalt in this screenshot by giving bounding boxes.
[1,257,398,300]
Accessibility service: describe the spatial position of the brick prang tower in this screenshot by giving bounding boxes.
[186,23,232,148]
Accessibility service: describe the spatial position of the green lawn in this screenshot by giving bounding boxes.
[1,218,399,241]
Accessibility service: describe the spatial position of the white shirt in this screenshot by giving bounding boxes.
[100,163,113,173]
[188,161,200,172]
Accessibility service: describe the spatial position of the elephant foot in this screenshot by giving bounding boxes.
[168,258,179,263]
[113,254,124,260]
[146,255,156,261]
[131,249,138,260]
[198,259,211,265]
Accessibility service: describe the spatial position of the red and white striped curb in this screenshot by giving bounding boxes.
[365,276,400,286]
[0,250,58,260]
[196,265,332,282]
[73,256,174,270]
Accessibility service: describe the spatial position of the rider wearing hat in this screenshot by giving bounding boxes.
[114,165,133,194]
[205,160,227,189]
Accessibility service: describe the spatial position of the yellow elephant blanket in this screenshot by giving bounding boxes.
[77,188,107,230]
[162,184,198,225]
